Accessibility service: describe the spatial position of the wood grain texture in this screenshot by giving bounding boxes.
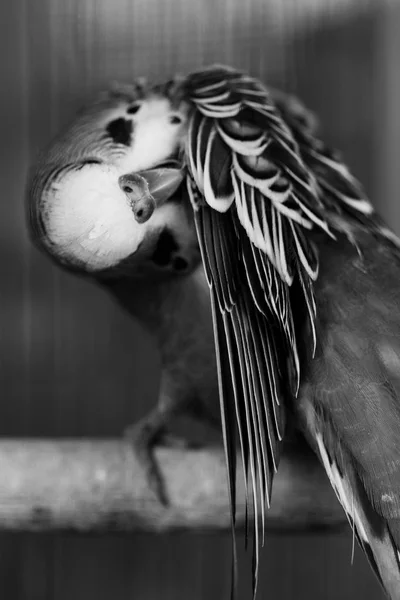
[0,0,398,597]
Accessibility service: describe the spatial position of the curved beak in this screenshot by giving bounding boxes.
[118,173,155,224]
[119,163,184,224]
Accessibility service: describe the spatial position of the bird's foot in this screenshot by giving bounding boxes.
[124,420,191,507]
[125,419,170,506]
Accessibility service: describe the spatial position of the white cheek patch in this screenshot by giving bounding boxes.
[42,162,196,273]
[87,221,110,240]
[43,164,147,271]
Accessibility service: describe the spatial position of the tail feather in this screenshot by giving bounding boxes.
[315,432,400,599]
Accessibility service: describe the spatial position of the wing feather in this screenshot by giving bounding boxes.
[180,64,379,597]
[270,89,377,220]
[183,66,313,597]
[193,200,287,598]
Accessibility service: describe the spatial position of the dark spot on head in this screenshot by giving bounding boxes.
[151,229,179,266]
[173,257,188,271]
[169,115,182,125]
[122,185,133,194]
[106,118,133,146]
[127,103,141,115]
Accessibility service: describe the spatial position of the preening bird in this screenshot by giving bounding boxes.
[27,64,400,600]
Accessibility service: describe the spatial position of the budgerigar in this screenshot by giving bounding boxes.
[27,65,400,599]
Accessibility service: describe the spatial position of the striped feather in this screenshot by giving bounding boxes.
[269,89,400,252]
[181,65,331,597]
[193,204,288,598]
[173,65,391,597]
[269,89,377,222]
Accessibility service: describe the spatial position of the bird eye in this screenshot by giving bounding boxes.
[127,103,141,115]
[169,114,182,125]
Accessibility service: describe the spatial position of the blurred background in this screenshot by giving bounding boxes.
[0,0,399,597]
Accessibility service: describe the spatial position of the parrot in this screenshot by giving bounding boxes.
[26,63,400,600]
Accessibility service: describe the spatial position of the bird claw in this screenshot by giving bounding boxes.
[124,422,195,506]
[124,421,171,507]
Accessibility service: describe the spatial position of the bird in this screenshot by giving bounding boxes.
[27,64,400,599]
[26,84,222,506]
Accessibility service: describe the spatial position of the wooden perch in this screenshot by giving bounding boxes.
[0,438,345,532]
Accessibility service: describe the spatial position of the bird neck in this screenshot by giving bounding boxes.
[100,267,211,353]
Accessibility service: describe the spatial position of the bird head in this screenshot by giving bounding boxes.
[27,80,199,281]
